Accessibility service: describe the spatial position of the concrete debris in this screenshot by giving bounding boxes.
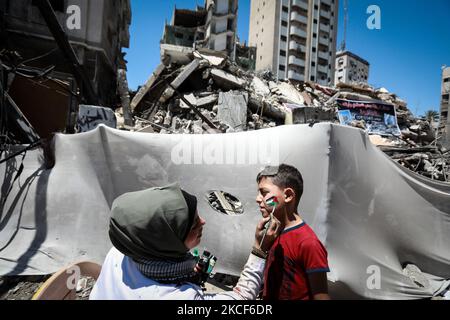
[210,68,246,90]
[160,59,201,103]
[123,50,448,181]
[217,91,248,132]
[130,64,165,112]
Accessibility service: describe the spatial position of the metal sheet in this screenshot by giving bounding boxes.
[1,123,449,299]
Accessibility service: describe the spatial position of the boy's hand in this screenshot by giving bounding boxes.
[254,216,281,252]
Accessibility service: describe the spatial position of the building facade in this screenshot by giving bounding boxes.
[0,0,131,107]
[161,0,238,62]
[334,50,369,85]
[440,67,450,144]
[248,0,339,86]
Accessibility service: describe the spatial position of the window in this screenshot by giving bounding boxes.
[314,19,318,24]
[312,61,316,66]
[314,5,318,10]
[313,33,317,38]
[280,50,286,57]
[261,42,263,47]
[279,65,286,71]
[281,35,287,41]
[281,20,288,27]
[444,78,450,83]
[282,6,289,13]
[260,56,263,60]
[175,32,184,39]
[312,47,316,52]
[443,94,450,101]
[311,76,315,81]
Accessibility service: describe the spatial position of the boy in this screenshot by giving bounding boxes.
[256,164,330,300]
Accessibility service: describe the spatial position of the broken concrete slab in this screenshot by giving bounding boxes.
[210,68,246,90]
[160,59,201,103]
[272,82,305,105]
[160,43,194,65]
[193,49,226,67]
[180,93,218,110]
[180,93,197,109]
[217,91,248,132]
[130,64,165,111]
[251,76,270,97]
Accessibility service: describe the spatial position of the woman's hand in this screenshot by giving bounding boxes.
[254,216,281,252]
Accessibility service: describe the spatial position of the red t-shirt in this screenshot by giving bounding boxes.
[262,222,330,300]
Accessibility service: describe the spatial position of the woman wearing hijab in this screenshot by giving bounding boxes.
[90,183,281,300]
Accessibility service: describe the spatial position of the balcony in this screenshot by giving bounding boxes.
[289,41,306,52]
[317,64,328,73]
[288,55,305,67]
[290,25,307,38]
[320,10,331,19]
[288,70,305,82]
[292,0,308,11]
[291,11,308,25]
[319,36,329,45]
[319,23,330,33]
[443,82,450,93]
[318,51,329,60]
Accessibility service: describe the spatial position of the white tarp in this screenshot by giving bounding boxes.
[1,124,449,299]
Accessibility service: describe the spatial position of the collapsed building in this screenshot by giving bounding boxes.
[160,0,256,72]
[123,49,449,182]
[0,0,131,141]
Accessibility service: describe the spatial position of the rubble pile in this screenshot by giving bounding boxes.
[120,50,449,182]
[122,49,338,134]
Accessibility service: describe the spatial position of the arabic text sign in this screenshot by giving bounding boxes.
[337,99,401,136]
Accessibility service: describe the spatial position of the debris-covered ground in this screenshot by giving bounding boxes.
[114,49,449,182]
[0,275,97,300]
[0,273,236,300]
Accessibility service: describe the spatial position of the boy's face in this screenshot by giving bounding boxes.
[256,177,288,219]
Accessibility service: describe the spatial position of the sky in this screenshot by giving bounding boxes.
[125,0,450,116]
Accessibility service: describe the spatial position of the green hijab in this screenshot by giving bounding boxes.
[109,183,197,261]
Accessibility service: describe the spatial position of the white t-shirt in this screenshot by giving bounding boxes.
[90,247,265,300]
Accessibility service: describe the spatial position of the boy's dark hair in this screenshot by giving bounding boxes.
[256,164,304,207]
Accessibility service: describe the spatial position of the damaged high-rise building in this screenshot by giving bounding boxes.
[161,0,239,63]
[440,66,450,145]
[249,0,339,86]
[0,0,131,107]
